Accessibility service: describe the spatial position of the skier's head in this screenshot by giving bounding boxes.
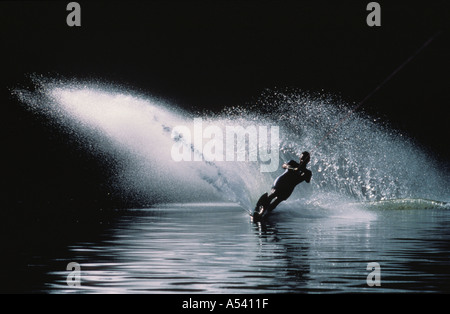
[299,151,310,167]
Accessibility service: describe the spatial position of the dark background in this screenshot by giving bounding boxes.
[1,1,448,211]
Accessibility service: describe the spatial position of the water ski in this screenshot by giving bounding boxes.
[252,193,270,222]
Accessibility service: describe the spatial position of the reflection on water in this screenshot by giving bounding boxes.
[1,204,450,293]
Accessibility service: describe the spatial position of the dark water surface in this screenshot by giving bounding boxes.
[2,203,450,293]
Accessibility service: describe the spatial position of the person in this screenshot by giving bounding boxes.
[255,151,312,217]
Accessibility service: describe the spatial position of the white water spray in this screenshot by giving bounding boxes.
[14,78,449,211]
